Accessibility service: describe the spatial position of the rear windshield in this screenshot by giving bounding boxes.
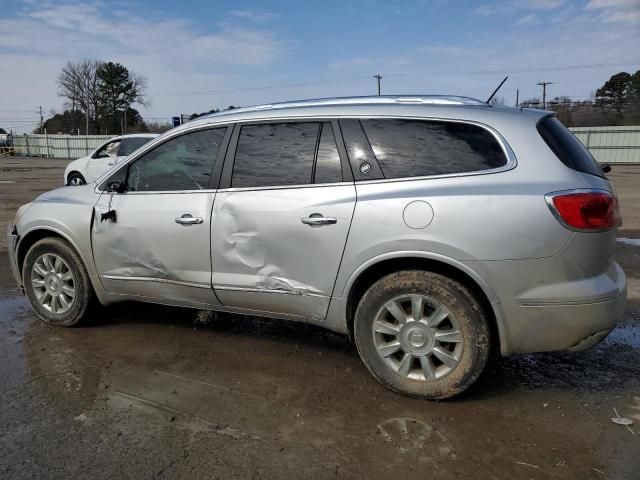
[537,116,604,178]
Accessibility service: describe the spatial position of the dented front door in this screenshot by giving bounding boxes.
[92,191,219,307]
[211,184,356,320]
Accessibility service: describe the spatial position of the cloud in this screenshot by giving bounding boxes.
[586,0,640,23]
[230,9,279,23]
[418,45,465,55]
[516,13,539,24]
[0,2,287,132]
[476,0,566,16]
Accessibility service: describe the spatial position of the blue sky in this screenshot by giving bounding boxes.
[1,0,639,132]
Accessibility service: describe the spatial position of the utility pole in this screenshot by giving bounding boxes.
[515,89,519,107]
[536,81,554,109]
[38,106,43,134]
[373,74,382,96]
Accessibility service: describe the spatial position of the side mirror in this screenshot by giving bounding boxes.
[601,164,611,174]
[107,181,126,194]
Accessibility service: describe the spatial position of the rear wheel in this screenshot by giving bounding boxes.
[67,172,86,186]
[354,270,490,400]
[23,238,96,326]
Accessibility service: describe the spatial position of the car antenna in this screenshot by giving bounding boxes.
[486,76,509,104]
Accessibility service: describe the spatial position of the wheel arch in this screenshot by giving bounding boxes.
[343,253,507,356]
[17,227,89,283]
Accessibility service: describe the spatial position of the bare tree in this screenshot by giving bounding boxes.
[57,59,103,134]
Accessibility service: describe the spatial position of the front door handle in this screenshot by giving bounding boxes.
[175,214,203,225]
[301,214,337,226]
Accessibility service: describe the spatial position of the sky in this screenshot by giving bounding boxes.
[0,0,639,133]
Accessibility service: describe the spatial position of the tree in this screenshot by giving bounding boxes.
[595,72,631,115]
[57,59,103,134]
[97,62,148,134]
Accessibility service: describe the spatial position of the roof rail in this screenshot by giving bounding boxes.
[201,95,487,119]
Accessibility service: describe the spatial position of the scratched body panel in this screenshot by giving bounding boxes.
[211,184,356,320]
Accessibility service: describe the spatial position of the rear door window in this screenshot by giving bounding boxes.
[537,116,604,178]
[314,123,343,184]
[232,122,334,188]
[358,118,507,179]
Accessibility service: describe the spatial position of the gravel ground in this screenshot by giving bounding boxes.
[1,157,639,479]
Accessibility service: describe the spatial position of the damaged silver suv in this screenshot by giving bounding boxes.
[8,96,626,399]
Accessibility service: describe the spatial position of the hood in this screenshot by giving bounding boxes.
[34,184,99,205]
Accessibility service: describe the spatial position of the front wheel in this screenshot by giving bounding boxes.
[67,172,86,186]
[23,238,96,326]
[354,270,490,400]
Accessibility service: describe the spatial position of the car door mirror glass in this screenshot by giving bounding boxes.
[107,180,126,193]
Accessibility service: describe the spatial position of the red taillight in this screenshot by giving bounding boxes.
[547,190,621,231]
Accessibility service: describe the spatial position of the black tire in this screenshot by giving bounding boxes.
[23,237,97,327]
[354,270,490,400]
[67,172,86,186]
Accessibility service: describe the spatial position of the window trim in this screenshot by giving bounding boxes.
[341,115,517,185]
[94,114,515,194]
[95,126,232,195]
[218,118,353,192]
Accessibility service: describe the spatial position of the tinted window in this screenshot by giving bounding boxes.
[314,123,342,184]
[339,119,384,181]
[360,119,507,179]
[121,137,153,156]
[232,122,319,188]
[537,116,604,178]
[127,128,225,191]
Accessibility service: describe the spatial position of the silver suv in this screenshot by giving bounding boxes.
[8,96,626,399]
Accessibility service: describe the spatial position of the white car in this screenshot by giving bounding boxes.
[64,133,158,186]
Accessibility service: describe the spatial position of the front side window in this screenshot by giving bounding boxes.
[95,140,122,159]
[360,119,507,179]
[127,128,226,191]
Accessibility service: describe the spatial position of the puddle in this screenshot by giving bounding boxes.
[607,322,640,348]
[617,237,640,247]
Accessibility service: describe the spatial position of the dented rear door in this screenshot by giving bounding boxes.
[211,120,355,321]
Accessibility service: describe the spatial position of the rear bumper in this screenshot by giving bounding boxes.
[476,259,627,355]
[7,224,23,293]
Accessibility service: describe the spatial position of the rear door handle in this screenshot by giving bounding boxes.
[301,214,337,226]
[175,214,203,225]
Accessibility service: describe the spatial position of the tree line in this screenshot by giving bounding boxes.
[43,59,148,135]
[520,70,640,127]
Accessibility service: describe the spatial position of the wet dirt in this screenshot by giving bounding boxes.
[1,157,639,479]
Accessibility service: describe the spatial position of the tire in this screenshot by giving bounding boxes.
[354,270,490,400]
[22,237,96,327]
[67,172,86,186]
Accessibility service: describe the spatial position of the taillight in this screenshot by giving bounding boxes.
[546,190,621,231]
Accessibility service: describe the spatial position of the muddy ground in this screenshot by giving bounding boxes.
[0,157,639,479]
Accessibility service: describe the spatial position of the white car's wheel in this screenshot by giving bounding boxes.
[67,172,86,186]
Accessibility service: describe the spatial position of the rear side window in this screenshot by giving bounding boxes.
[121,137,153,156]
[537,116,604,178]
[359,119,507,179]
